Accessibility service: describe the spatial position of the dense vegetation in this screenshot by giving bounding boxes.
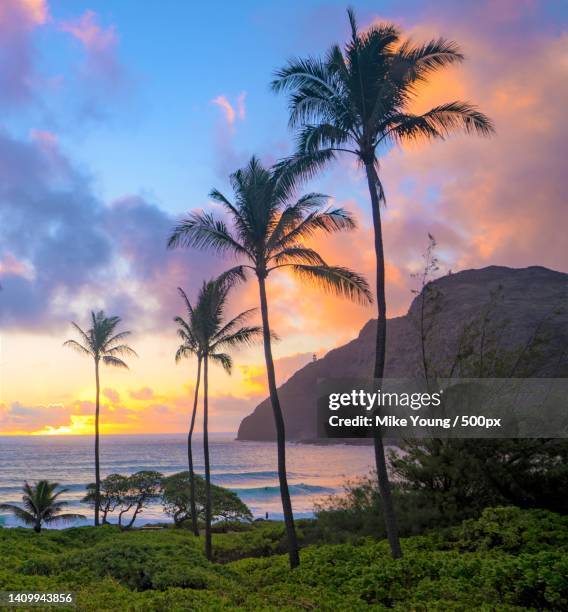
[162,472,252,527]
[1,507,566,610]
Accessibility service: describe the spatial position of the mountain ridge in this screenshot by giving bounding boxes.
[237,265,568,441]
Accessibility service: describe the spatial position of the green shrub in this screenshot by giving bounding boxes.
[1,507,566,609]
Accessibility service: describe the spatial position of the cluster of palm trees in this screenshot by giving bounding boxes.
[172,273,264,559]
[168,10,493,567]
[45,9,492,569]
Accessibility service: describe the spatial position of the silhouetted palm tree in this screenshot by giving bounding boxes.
[179,274,262,560]
[174,288,204,537]
[271,8,494,558]
[64,311,137,526]
[0,481,85,533]
[168,157,372,568]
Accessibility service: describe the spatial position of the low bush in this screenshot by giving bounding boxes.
[0,507,566,610]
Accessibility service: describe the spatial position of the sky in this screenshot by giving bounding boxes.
[0,0,566,435]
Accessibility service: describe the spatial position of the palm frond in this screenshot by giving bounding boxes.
[384,102,495,143]
[105,345,138,358]
[270,246,326,267]
[105,330,132,347]
[271,55,340,99]
[44,513,86,524]
[209,189,253,239]
[168,211,250,259]
[0,504,35,525]
[296,123,351,154]
[102,356,129,369]
[208,352,233,374]
[273,149,338,196]
[215,266,247,290]
[291,264,373,304]
[62,339,91,357]
[211,326,263,351]
[211,308,257,343]
[69,322,93,351]
[274,208,356,251]
[396,37,464,82]
[422,101,495,136]
[175,344,196,363]
[266,192,329,250]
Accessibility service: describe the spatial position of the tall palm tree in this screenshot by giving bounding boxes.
[174,287,203,537]
[271,8,494,559]
[168,156,372,568]
[64,311,137,526]
[0,480,85,533]
[181,274,262,560]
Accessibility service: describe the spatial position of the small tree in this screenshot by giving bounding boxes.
[391,268,568,521]
[122,471,163,529]
[83,474,130,524]
[410,234,441,385]
[210,485,253,525]
[0,481,85,533]
[162,471,252,526]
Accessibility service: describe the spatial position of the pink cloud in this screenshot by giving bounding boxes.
[0,0,48,107]
[212,92,246,126]
[30,129,57,148]
[212,95,236,125]
[60,10,124,87]
[210,92,249,179]
[60,10,115,49]
[0,253,34,280]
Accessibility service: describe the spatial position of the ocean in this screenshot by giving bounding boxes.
[0,434,376,527]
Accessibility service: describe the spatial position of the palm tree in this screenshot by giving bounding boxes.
[173,287,203,537]
[0,481,85,533]
[64,311,137,527]
[168,157,372,568]
[180,274,262,560]
[271,8,494,559]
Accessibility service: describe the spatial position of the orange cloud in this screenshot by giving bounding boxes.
[212,92,246,126]
[21,0,47,24]
[380,28,568,275]
[212,95,236,124]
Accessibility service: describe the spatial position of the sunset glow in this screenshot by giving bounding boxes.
[1,0,566,436]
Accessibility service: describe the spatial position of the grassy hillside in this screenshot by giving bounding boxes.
[1,507,567,610]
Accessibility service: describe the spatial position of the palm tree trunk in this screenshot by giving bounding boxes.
[94,358,101,527]
[364,160,402,559]
[203,354,212,561]
[188,357,202,537]
[257,274,300,569]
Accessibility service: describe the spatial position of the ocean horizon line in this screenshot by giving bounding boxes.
[0,431,238,439]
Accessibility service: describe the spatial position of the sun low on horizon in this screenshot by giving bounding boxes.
[1,0,567,437]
